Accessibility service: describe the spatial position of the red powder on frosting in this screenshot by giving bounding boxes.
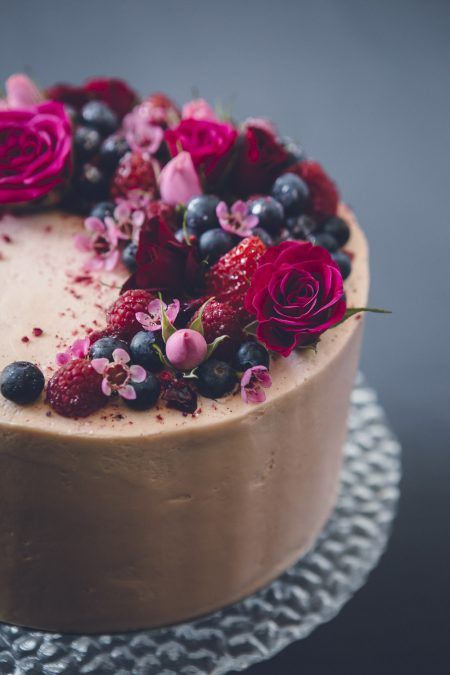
[32,327,43,337]
[1,234,12,244]
[21,336,30,343]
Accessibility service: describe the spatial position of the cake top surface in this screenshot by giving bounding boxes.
[0,74,376,433]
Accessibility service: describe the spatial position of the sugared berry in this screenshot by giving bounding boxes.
[235,342,269,371]
[249,197,284,236]
[124,373,161,411]
[77,164,109,201]
[186,195,220,235]
[89,337,129,361]
[99,134,130,173]
[0,361,45,404]
[81,100,119,137]
[122,241,138,272]
[74,126,101,162]
[107,289,155,339]
[111,150,157,199]
[130,331,162,372]
[89,201,115,221]
[198,229,235,264]
[197,359,237,399]
[271,172,310,216]
[320,216,350,247]
[332,251,352,280]
[46,359,106,418]
[313,232,339,252]
[286,214,317,240]
[159,372,198,414]
[194,300,243,358]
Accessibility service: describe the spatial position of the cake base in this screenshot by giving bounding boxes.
[0,375,400,675]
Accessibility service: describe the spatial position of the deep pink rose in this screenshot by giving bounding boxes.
[0,101,72,205]
[244,241,346,356]
[229,124,289,197]
[165,118,238,182]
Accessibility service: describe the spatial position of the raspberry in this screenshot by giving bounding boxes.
[111,150,158,199]
[205,236,266,324]
[106,289,155,339]
[87,327,118,345]
[46,359,106,418]
[194,300,243,358]
[285,160,339,218]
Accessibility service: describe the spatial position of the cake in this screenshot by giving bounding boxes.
[0,74,376,632]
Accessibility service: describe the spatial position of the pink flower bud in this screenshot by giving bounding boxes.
[165,329,207,370]
[158,151,202,205]
[182,98,218,122]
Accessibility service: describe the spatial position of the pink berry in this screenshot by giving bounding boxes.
[165,329,207,371]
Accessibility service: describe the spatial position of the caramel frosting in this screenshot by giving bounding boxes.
[0,205,369,632]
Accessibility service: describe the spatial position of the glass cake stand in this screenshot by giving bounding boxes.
[0,374,401,675]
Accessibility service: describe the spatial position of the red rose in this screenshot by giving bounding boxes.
[122,214,200,296]
[46,78,137,118]
[284,160,339,218]
[245,241,346,356]
[165,119,238,182]
[45,83,89,110]
[229,124,289,197]
[83,77,137,118]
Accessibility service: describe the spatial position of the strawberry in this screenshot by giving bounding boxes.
[194,300,243,358]
[205,236,266,325]
[111,150,158,199]
[46,359,106,418]
[106,289,155,339]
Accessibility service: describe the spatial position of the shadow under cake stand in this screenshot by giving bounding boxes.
[0,373,401,675]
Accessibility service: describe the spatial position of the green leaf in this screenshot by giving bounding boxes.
[152,343,171,369]
[183,368,199,380]
[335,306,391,328]
[188,297,215,335]
[182,210,191,246]
[159,295,177,343]
[206,335,229,360]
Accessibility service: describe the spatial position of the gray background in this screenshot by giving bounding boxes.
[1,1,449,673]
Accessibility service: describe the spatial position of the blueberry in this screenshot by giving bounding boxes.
[130,331,163,372]
[249,197,284,236]
[122,242,138,272]
[186,195,220,235]
[74,126,102,162]
[0,362,45,405]
[320,216,350,248]
[313,232,339,252]
[280,136,307,163]
[271,173,310,217]
[235,342,269,371]
[198,229,235,264]
[332,251,352,280]
[124,373,161,411]
[253,227,273,247]
[286,215,317,240]
[197,359,237,399]
[89,337,130,361]
[81,101,119,137]
[77,164,109,201]
[89,201,115,221]
[99,134,130,173]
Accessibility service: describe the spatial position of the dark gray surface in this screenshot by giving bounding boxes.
[1,1,449,673]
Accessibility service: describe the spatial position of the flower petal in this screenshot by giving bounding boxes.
[130,364,147,383]
[113,348,130,365]
[120,384,137,400]
[91,358,109,374]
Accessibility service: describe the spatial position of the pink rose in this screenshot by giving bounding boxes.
[0,101,72,205]
[244,241,346,356]
[182,98,218,121]
[164,118,238,182]
[1,73,43,108]
[159,151,202,205]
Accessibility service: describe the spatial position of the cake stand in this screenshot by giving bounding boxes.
[0,374,401,675]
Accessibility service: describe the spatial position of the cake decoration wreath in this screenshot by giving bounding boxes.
[0,74,388,418]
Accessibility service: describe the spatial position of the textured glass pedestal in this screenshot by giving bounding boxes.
[0,374,401,675]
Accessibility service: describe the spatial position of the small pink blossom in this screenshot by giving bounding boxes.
[159,151,202,205]
[241,366,272,404]
[0,73,43,109]
[123,107,164,154]
[56,336,90,366]
[216,200,258,237]
[91,348,146,400]
[74,216,127,272]
[110,200,146,243]
[136,298,180,332]
[165,329,208,370]
[182,98,218,122]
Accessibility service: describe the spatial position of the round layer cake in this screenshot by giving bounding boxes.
[0,204,368,632]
